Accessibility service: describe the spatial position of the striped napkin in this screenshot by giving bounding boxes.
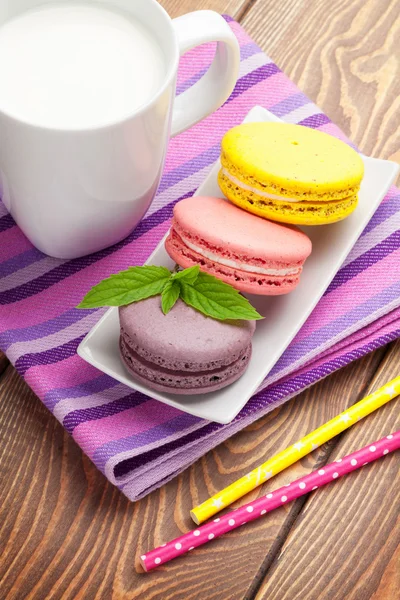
[1,17,399,501]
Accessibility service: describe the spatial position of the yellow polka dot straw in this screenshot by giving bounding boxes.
[190,376,400,525]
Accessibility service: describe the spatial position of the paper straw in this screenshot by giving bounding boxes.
[190,376,400,524]
[141,430,400,571]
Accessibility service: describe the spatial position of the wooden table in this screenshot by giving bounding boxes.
[1,1,399,598]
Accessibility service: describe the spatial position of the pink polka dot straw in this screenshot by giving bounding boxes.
[140,431,399,572]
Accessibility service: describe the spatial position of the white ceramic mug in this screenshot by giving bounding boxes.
[0,0,240,259]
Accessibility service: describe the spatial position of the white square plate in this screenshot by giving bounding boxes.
[78,106,399,424]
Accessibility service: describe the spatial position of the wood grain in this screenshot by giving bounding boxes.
[255,341,400,600]
[243,0,400,164]
[159,0,248,19]
[0,345,386,600]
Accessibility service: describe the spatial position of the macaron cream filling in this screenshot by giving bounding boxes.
[176,228,300,276]
[172,220,303,276]
[221,168,302,203]
[120,335,252,390]
[120,327,249,371]
[220,168,358,207]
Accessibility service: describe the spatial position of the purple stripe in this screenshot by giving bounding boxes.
[0,64,280,306]
[44,374,118,411]
[298,113,331,128]
[270,280,400,376]
[271,92,309,117]
[64,391,148,434]
[93,413,200,471]
[222,14,235,23]
[15,335,85,375]
[0,307,99,350]
[0,248,48,278]
[326,230,400,293]
[176,43,261,96]
[115,424,207,478]
[361,191,400,237]
[157,146,220,194]
[0,214,15,233]
[0,189,194,307]
[256,325,400,415]
[228,63,280,102]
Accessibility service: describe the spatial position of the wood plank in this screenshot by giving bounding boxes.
[159,0,250,20]
[255,341,400,600]
[0,346,385,599]
[242,0,400,164]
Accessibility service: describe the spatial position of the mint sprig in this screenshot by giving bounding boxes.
[78,265,263,321]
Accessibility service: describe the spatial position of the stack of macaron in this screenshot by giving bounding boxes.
[119,122,364,396]
[167,122,364,297]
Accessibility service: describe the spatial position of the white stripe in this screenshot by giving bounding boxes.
[121,431,213,495]
[54,383,129,422]
[238,52,272,77]
[283,103,323,124]
[7,311,104,363]
[343,211,400,266]
[0,257,64,292]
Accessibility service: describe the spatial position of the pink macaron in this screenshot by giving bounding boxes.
[165,196,312,295]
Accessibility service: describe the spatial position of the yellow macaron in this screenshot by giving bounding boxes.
[218,122,364,225]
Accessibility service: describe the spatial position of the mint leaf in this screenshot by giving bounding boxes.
[161,280,181,315]
[77,264,262,322]
[171,265,200,285]
[78,266,171,309]
[180,271,263,321]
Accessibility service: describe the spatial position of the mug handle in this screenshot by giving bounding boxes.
[170,11,240,137]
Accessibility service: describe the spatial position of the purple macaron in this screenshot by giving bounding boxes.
[119,297,256,395]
